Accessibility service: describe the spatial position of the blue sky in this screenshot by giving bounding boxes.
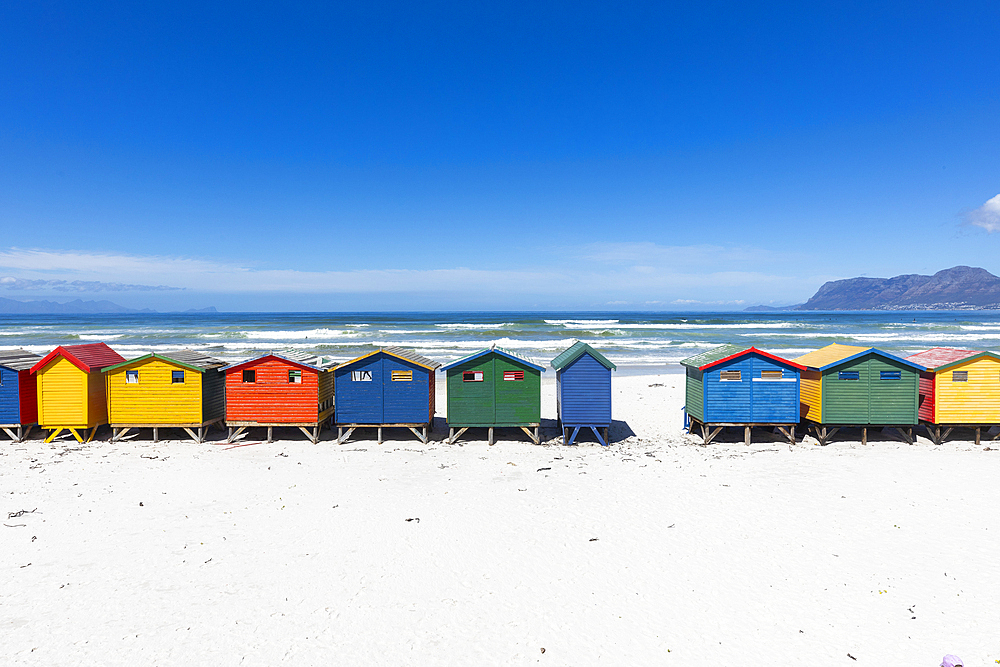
[1,1,999,311]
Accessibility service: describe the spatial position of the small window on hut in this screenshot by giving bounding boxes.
[503,370,524,381]
[880,371,901,381]
[289,370,302,384]
[126,370,139,384]
[243,370,256,383]
[760,370,783,381]
[351,370,372,382]
[719,370,741,382]
[952,371,968,382]
[391,370,412,382]
[838,371,860,380]
[171,370,185,384]
[463,371,484,382]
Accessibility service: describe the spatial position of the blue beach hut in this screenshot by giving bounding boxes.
[681,345,806,445]
[0,348,41,442]
[550,341,616,446]
[333,347,441,444]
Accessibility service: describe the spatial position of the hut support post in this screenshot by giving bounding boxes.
[3,426,18,441]
[227,426,247,444]
[405,426,426,443]
[153,427,158,443]
[520,426,539,444]
[85,427,97,443]
[67,428,83,443]
[488,427,494,446]
[976,427,981,447]
[182,427,199,443]
[378,427,382,445]
[894,427,913,445]
[21,425,32,442]
[744,426,751,446]
[337,427,356,445]
[592,426,608,447]
[267,426,273,443]
[44,428,63,443]
[603,427,609,445]
[448,427,467,444]
[198,425,204,443]
[535,425,540,444]
[297,426,316,443]
[776,426,795,445]
[862,427,867,446]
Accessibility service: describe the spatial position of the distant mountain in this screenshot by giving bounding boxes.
[184,306,218,313]
[796,266,1000,310]
[743,304,803,312]
[0,297,157,314]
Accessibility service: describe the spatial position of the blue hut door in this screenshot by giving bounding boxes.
[709,358,752,422]
[347,356,383,423]
[382,356,423,423]
[750,357,797,422]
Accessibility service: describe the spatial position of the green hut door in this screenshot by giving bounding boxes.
[823,358,871,424]
[868,357,916,424]
[495,357,539,424]
[449,356,495,425]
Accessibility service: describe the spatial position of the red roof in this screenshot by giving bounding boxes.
[31,343,126,374]
[904,347,981,370]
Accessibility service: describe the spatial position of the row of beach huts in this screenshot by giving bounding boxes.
[1,340,998,446]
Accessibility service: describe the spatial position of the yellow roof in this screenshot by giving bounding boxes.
[793,343,868,369]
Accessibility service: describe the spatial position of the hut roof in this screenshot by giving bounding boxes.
[680,344,805,371]
[0,348,42,371]
[793,343,923,372]
[222,351,336,374]
[31,343,126,374]
[904,347,981,370]
[440,346,545,372]
[550,341,616,371]
[335,346,441,371]
[104,350,227,374]
[907,348,1000,372]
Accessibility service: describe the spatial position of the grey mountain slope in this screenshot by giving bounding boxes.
[798,266,1000,310]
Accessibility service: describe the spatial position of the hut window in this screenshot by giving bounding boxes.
[838,371,860,380]
[463,371,484,382]
[351,370,372,382]
[126,370,139,384]
[760,370,783,380]
[719,370,741,382]
[503,370,524,381]
[952,371,968,382]
[391,370,413,382]
[171,371,185,384]
[880,371,901,380]
[289,370,302,384]
[243,370,256,383]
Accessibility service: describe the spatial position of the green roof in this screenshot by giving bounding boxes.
[680,344,746,369]
[103,350,225,374]
[550,341,616,371]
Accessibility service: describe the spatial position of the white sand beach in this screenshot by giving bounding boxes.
[2,375,999,665]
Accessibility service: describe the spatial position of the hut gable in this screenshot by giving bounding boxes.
[31,343,125,374]
[334,348,441,425]
[0,349,41,426]
[681,346,803,424]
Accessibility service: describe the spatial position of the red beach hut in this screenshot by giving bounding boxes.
[222,351,335,443]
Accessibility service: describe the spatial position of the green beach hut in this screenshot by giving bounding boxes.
[441,345,544,445]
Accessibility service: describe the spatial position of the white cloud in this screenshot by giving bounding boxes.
[966,194,1000,232]
[0,245,828,305]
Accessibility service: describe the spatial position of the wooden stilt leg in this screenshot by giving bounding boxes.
[228,427,234,443]
[862,427,867,446]
[338,426,343,444]
[378,426,382,444]
[182,427,198,443]
[448,427,454,444]
[45,428,62,443]
[790,425,795,445]
[153,427,158,443]
[198,426,204,443]
[603,427,609,445]
[423,426,428,443]
[267,426,273,443]
[744,425,751,446]
[313,425,319,444]
[488,427,494,446]
[976,426,981,447]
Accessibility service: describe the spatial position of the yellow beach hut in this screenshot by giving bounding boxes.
[905,347,1000,444]
[30,343,126,442]
[104,350,227,443]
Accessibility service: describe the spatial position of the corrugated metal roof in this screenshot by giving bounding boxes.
[31,342,126,373]
[336,347,442,371]
[904,347,981,370]
[221,351,336,373]
[104,349,227,374]
[680,344,746,369]
[550,341,616,371]
[440,345,545,372]
[793,344,869,369]
[0,348,42,371]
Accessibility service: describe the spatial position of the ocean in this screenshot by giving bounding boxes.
[3,311,1000,374]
